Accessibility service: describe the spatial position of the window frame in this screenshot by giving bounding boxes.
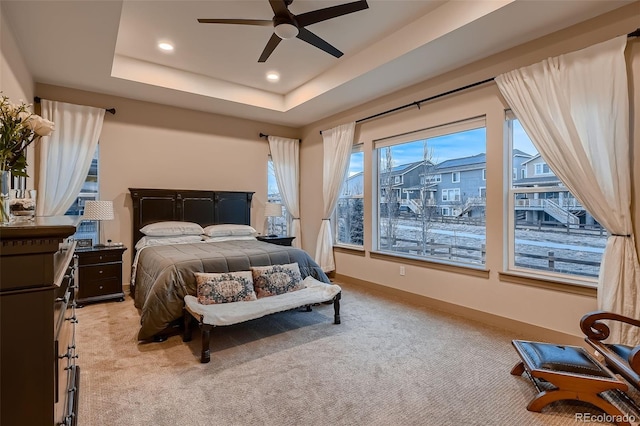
[505,114,601,287]
[372,115,487,269]
[333,144,364,249]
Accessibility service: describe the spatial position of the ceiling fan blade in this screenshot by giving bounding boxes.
[258,33,283,62]
[296,27,343,58]
[296,0,368,27]
[269,0,290,16]
[197,18,272,26]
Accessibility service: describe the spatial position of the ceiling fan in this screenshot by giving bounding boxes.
[198,0,369,63]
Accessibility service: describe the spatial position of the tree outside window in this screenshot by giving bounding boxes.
[335,149,364,246]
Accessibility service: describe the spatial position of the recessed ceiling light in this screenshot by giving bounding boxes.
[158,42,174,52]
[266,72,280,82]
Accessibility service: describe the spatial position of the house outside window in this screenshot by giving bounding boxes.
[335,147,364,246]
[374,116,487,266]
[267,157,289,236]
[506,116,606,282]
[66,145,99,244]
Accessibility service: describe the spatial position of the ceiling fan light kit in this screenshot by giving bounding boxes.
[274,23,299,39]
[198,0,369,62]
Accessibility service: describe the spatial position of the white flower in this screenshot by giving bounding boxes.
[24,114,55,136]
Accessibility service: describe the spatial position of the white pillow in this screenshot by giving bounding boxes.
[135,235,203,250]
[140,221,204,237]
[202,224,258,237]
[203,235,257,243]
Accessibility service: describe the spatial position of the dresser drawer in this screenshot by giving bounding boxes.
[77,251,122,266]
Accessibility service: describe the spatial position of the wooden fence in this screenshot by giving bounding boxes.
[380,237,600,277]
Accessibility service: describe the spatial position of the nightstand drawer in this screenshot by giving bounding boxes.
[77,251,122,266]
[79,263,121,282]
[78,276,121,299]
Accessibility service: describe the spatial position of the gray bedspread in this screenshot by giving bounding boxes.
[133,240,329,340]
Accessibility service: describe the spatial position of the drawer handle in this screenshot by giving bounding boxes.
[99,285,104,290]
[99,270,103,274]
[65,315,78,323]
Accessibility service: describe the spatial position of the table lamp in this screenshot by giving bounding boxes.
[264,202,282,236]
[82,200,114,247]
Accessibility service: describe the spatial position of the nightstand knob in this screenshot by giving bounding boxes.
[99,285,104,290]
[99,256,103,260]
[99,270,103,274]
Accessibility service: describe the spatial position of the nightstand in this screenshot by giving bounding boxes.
[75,245,127,306]
[256,235,295,246]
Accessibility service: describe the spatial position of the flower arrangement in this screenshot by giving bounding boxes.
[0,94,55,222]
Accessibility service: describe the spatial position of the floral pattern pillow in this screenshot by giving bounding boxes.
[195,271,257,305]
[250,263,305,298]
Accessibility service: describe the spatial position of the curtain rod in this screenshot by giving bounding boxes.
[33,96,116,115]
[320,27,640,134]
[259,133,301,142]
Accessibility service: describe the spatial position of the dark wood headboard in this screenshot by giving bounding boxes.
[129,188,254,248]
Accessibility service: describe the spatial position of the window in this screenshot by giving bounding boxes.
[442,188,460,202]
[66,145,99,244]
[375,117,486,266]
[506,117,606,281]
[482,169,486,181]
[335,147,364,246]
[267,157,289,236]
[534,163,551,175]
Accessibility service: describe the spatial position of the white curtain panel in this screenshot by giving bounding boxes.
[496,36,640,344]
[268,136,301,248]
[315,122,355,272]
[37,100,105,216]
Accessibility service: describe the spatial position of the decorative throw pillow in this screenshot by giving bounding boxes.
[250,263,305,298]
[195,271,257,305]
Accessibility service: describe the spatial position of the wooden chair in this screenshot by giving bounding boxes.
[580,311,640,392]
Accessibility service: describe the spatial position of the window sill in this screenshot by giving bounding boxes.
[333,245,366,256]
[498,271,597,297]
[369,250,489,278]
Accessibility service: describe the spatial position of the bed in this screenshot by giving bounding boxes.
[129,188,330,341]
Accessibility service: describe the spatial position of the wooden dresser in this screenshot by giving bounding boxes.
[0,216,80,426]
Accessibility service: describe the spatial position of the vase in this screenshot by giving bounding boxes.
[0,171,10,225]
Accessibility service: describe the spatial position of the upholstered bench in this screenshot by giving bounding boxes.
[183,277,342,363]
[511,340,632,424]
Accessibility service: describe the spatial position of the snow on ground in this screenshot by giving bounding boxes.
[382,218,607,277]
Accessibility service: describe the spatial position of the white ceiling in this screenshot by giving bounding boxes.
[1,0,634,127]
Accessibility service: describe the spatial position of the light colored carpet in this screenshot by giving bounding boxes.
[76,281,639,425]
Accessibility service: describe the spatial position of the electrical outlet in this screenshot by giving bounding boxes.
[399,266,405,276]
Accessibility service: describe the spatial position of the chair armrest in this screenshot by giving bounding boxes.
[580,310,640,341]
[631,346,640,374]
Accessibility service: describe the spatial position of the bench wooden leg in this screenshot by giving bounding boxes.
[201,324,212,363]
[333,292,341,324]
[182,311,193,342]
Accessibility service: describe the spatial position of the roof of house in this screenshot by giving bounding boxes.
[436,153,486,171]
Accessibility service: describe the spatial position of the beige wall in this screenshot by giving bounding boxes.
[1,8,35,188]
[299,3,640,339]
[34,84,300,280]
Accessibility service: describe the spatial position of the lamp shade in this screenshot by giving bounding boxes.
[264,202,283,218]
[83,200,114,221]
